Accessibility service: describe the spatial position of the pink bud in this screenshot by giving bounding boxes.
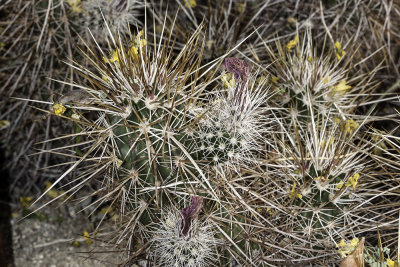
[181,196,203,237]
[224,58,250,82]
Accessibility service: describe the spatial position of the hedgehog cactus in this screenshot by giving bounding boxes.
[276,114,367,237]
[266,30,363,123]
[35,22,219,253]
[152,196,220,267]
[251,30,385,262]
[192,58,270,169]
[57,27,218,240]
[67,0,144,42]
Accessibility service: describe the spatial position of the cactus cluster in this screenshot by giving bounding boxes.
[33,24,400,265]
[2,0,400,266]
[191,60,271,169]
[37,26,383,264]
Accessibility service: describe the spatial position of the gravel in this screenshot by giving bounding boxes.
[11,196,127,267]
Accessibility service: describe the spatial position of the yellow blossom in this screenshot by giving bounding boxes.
[139,39,147,48]
[0,120,10,130]
[286,35,299,52]
[67,0,82,13]
[336,181,344,189]
[337,238,359,258]
[44,181,60,198]
[83,230,93,244]
[344,119,359,134]
[337,239,347,247]
[115,158,123,168]
[110,50,119,62]
[135,30,147,47]
[335,41,342,50]
[99,206,113,214]
[323,76,331,84]
[307,56,313,62]
[330,79,351,96]
[328,137,335,145]
[372,132,388,155]
[101,75,109,82]
[314,176,327,182]
[128,30,148,58]
[20,196,32,208]
[70,5,82,13]
[334,117,341,124]
[287,17,297,27]
[289,183,296,198]
[256,75,267,85]
[349,238,359,247]
[345,173,360,188]
[387,258,395,267]
[103,49,120,63]
[236,3,246,13]
[206,40,215,50]
[184,0,197,8]
[67,0,80,6]
[129,46,139,57]
[333,80,351,94]
[289,183,302,199]
[221,72,235,89]
[320,137,334,147]
[53,103,66,116]
[251,208,261,218]
[335,41,346,60]
[337,173,360,189]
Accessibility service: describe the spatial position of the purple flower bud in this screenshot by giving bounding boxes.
[180,196,203,237]
[224,58,250,117]
[224,58,250,83]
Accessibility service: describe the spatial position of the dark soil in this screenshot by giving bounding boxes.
[0,148,14,267]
